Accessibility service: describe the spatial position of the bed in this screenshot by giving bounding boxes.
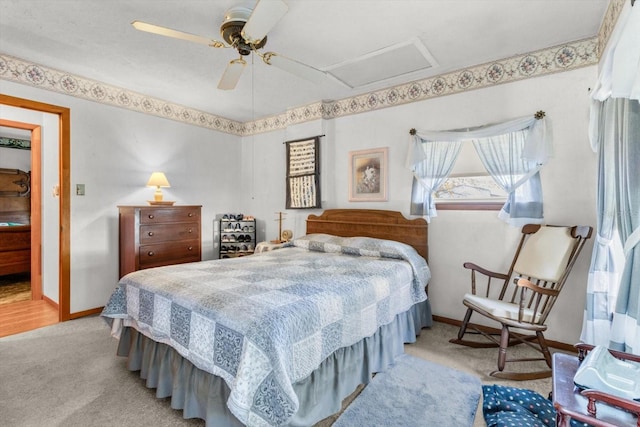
[101,209,431,426]
[0,168,31,277]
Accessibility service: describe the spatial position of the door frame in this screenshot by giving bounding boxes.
[0,118,42,300]
[0,94,71,321]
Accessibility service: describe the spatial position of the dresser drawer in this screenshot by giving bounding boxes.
[140,223,199,244]
[0,229,30,251]
[138,241,201,267]
[0,248,30,271]
[139,207,200,224]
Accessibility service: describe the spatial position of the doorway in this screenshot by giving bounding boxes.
[0,94,71,323]
[0,120,42,301]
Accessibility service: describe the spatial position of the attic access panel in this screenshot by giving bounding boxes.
[324,37,438,88]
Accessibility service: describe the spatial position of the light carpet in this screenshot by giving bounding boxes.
[0,316,560,426]
[334,353,482,427]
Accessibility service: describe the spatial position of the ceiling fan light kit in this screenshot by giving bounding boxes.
[132,0,328,91]
[220,5,267,55]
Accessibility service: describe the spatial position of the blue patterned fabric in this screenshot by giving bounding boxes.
[482,385,592,427]
[102,234,430,427]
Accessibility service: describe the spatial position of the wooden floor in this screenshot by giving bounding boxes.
[0,299,58,338]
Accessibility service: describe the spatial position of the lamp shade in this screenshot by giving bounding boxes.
[146,172,171,188]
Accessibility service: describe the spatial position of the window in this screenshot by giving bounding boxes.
[434,143,505,210]
[408,114,549,224]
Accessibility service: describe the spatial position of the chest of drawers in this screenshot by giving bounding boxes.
[118,205,202,278]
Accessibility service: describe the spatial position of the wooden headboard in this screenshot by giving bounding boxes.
[306,209,428,261]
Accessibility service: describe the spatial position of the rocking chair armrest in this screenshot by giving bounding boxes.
[580,389,640,418]
[515,278,560,297]
[463,262,509,280]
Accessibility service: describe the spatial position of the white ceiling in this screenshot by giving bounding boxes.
[0,0,610,123]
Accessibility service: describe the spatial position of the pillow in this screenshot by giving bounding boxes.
[293,233,431,292]
[293,233,410,259]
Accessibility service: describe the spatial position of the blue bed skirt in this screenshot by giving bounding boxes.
[116,299,432,426]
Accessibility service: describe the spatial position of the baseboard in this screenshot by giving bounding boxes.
[432,315,577,353]
[42,295,58,309]
[69,306,103,319]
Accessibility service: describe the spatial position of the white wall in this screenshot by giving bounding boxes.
[1,64,598,344]
[243,66,598,345]
[0,147,30,171]
[240,119,330,241]
[1,80,241,313]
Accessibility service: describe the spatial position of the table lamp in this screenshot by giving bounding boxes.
[146,172,174,205]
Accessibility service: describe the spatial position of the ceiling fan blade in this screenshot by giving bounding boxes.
[132,21,226,48]
[218,58,247,90]
[262,52,328,85]
[241,0,288,44]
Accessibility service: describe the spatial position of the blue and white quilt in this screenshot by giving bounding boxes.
[101,234,430,426]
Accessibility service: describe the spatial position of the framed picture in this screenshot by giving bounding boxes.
[349,147,388,202]
[285,136,321,209]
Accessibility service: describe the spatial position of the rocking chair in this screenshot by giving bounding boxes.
[450,224,593,380]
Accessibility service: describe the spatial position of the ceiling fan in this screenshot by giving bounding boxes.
[132,0,329,90]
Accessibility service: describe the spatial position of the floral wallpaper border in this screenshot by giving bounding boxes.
[0,0,624,137]
[0,55,245,136]
[316,38,600,119]
[0,137,31,150]
[598,0,626,57]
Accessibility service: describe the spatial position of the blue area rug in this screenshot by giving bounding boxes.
[482,385,592,427]
[334,354,482,427]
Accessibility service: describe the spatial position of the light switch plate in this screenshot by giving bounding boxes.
[76,184,85,196]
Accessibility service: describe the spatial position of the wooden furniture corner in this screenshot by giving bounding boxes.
[553,344,640,427]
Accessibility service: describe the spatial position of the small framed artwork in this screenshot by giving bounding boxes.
[349,147,388,202]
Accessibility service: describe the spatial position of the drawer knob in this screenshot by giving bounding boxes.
[148,231,154,236]
[187,246,193,251]
[148,214,154,219]
[147,251,154,256]
[188,228,193,233]
[188,212,194,217]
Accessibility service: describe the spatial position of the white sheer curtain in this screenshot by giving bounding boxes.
[472,125,547,227]
[581,1,640,353]
[589,1,640,103]
[407,138,461,221]
[581,99,626,347]
[609,98,640,353]
[407,115,551,225]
